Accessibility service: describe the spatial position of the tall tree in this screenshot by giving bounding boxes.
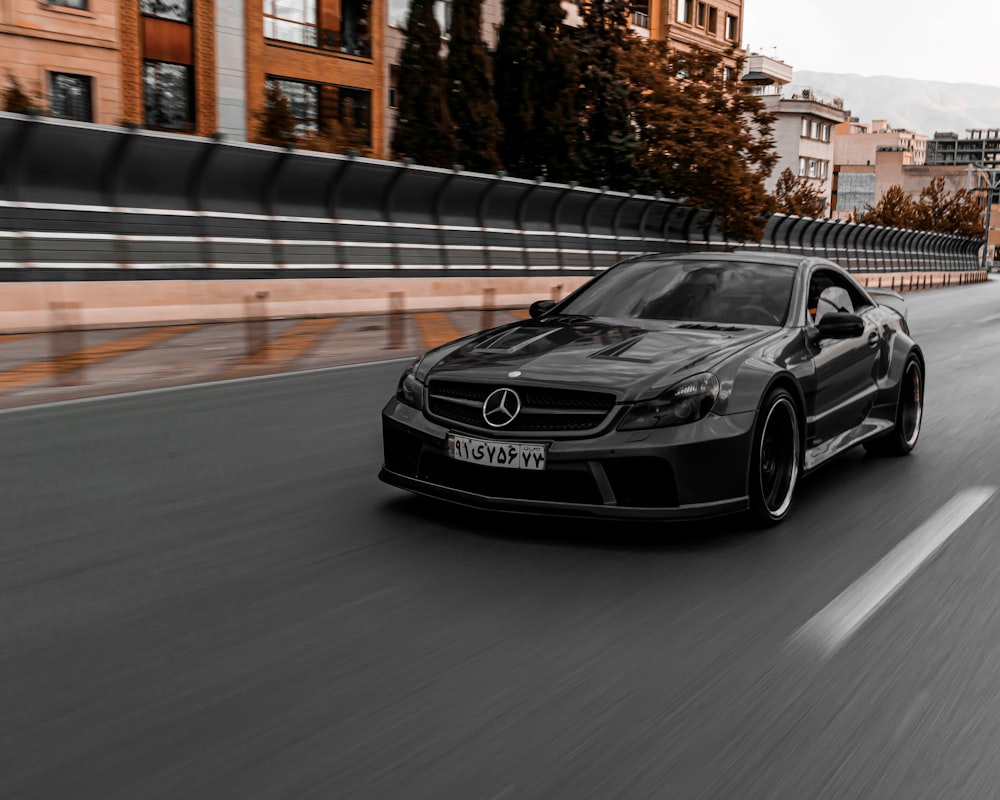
[254,82,297,147]
[913,176,983,237]
[619,43,778,240]
[446,0,502,172]
[494,0,578,180]
[393,0,458,167]
[772,167,825,217]
[858,185,915,228]
[571,0,637,189]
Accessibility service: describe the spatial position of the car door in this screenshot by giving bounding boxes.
[807,273,881,445]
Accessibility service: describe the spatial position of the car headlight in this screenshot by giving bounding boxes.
[395,360,424,410]
[618,373,720,430]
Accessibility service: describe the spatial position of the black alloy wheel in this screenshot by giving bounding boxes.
[749,388,800,525]
[864,353,923,456]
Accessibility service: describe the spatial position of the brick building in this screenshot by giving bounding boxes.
[2,0,387,156]
[0,0,121,124]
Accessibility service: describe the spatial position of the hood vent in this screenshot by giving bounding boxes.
[473,327,556,354]
[589,334,651,363]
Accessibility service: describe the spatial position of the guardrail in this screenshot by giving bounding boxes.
[0,112,984,281]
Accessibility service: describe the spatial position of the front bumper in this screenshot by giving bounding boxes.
[379,398,756,521]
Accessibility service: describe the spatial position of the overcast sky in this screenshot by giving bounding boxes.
[741,0,1000,87]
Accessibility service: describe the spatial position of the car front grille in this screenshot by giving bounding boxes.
[427,379,616,433]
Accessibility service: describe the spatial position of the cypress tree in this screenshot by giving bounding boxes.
[446,0,502,173]
[393,0,458,167]
[494,0,577,180]
[572,0,638,190]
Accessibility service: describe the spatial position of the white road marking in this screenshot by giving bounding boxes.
[0,357,414,416]
[793,486,996,657]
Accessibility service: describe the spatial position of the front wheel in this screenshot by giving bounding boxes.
[749,388,800,525]
[864,353,923,456]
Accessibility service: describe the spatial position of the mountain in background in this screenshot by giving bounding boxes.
[791,71,1000,137]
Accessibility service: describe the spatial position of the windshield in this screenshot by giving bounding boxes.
[559,258,796,326]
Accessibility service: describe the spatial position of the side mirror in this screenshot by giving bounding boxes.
[529,299,556,319]
[816,312,864,340]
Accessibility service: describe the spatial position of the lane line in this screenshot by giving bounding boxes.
[0,357,415,416]
[793,486,997,657]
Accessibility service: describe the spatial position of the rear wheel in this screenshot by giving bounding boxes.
[749,388,800,525]
[864,353,923,456]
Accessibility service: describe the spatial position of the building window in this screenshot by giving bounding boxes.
[45,0,87,9]
[707,6,717,34]
[264,0,371,57]
[389,65,399,109]
[808,159,817,178]
[267,77,319,134]
[725,13,737,40]
[49,73,92,122]
[677,0,692,23]
[819,161,828,179]
[143,61,193,130]
[798,157,806,177]
[810,120,820,139]
[696,2,706,27]
[264,0,318,46]
[266,78,371,146]
[801,118,809,138]
[821,123,830,142]
[140,0,191,22]
[339,87,371,142]
[433,0,452,36]
[388,0,407,26]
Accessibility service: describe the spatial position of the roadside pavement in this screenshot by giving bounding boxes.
[0,308,530,410]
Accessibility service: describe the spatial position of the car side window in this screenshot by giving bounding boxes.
[807,270,871,324]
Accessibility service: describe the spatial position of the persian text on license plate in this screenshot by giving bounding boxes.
[447,434,546,470]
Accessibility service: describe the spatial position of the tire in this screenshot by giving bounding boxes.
[749,388,801,525]
[864,353,923,456]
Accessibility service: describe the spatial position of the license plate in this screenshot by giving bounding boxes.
[447,434,546,470]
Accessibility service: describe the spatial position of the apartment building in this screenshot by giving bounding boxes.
[2,0,386,156]
[654,0,743,63]
[741,54,844,214]
[834,118,926,167]
[248,0,385,153]
[0,0,121,124]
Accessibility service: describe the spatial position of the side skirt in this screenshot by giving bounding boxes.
[803,418,895,471]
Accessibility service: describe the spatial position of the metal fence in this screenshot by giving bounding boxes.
[0,112,983,281]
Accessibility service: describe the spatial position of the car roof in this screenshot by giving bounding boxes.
[629,250,807,267]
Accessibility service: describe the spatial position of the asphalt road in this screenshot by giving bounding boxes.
[4,280,1000,799]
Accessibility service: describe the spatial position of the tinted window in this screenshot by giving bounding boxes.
[560,259,796,326]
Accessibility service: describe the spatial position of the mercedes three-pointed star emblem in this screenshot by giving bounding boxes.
[482,388,521,428]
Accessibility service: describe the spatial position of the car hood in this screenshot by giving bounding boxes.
[422,316,778,399]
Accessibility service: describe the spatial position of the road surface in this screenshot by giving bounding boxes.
[3,281,1000,798]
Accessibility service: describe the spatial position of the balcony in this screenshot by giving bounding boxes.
[264,3,371,59]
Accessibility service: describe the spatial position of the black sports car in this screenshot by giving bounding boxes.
[379,251,924,524]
